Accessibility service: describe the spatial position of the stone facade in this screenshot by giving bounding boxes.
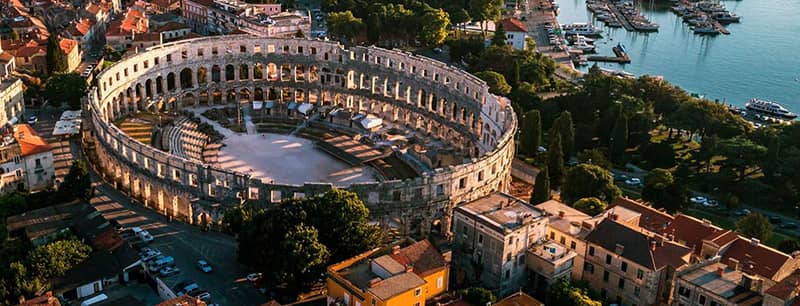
[87,35,517,235]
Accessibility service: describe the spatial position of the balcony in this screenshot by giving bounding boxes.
[526,241,577,282]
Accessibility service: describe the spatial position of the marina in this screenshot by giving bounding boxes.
[586,0,659,32]
[671,0,738,35]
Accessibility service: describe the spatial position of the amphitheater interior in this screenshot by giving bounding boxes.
[87,35,517,236]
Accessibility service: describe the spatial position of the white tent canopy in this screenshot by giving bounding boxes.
[297,103,314,115]
[360,116,383,130]
[253,101,263,110]
[52,119,82,136]
[60,110,82,121]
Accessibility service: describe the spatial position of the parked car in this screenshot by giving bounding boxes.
[197,260,213,273]
[613,173,629,182]
[781,222,798,229]
[159,265,181,277]
[704,199,719,208]
[769,216,782,224]
[140,248,162,261]
[187,289,211,301]
[690,196,708,205]
[624,178,642,186]
[27,116,37,125]
[733,209,752,217]
[247,272,262,282]
[176,282,200,296]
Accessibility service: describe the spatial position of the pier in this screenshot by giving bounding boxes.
[606,4,635,31]
[587,55,631,63]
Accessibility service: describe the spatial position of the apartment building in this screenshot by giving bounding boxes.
[584,218,692,306]
[673,257,768,306]
[452,193,548,296]
[535,200,593,280]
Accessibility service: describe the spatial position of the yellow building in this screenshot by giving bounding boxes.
[326,240,449,306]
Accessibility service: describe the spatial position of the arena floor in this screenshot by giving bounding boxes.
[216,133,377,186]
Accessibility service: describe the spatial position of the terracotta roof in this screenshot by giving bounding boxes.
[766,269,800,300]
[85,3,101,15]
[15,291,61,306]
[155,21,190,32]
[500,17,527,33]
[14,124,52,156]
[389,240,447,277]
[664,214,730,255]
[132,32,161,42]
[14,45,46,58]
[610,197,674,232]
[493,292,543,306]
[722,238,795,280]
[586,219,690,270]
[70,18,94,36]
[59,38,77,54]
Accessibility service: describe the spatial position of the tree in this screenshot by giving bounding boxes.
[102,45,121,61]
[468,0,502,36]
[553,111,575,157]
[573,197,607,216]
[718,137,768,181]
[27,238,92,280]
[520,109,542,156]
[609,108,628,164]
[641,168,687,213]
[420,8,450,46]
[59,160,92,200]
[491,23,506,46]
[547,278,602,306]
[561,163,622,204]
[10,30,19,41]
[447,38,484,65]
[531,167,551,204]
[547,129,565,189]
[778,240,800,253]
[577,149,611,169]
[641,142,676,169]
[46,35,67,74]
[327,11,364,42]
[45,72,87,109]
[460,287,496,305]
[222,205,256,234]
[281,224,329,290]
[736,213,773,242]
[474,71,511,96]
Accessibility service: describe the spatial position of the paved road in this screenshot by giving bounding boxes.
[28,107,266,305]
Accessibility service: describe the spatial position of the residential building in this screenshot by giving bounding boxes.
[155,22,191,41]
[662,213,738,261]
[718,237,800,282]
[1,39,48,73]
[584,218,692,306]
[130,32,162,51]
[60,38,80,72]
[182,0,213,34]
[67,18,98,48]
[13,124,54,192]
[493,291,544,306]
[535,199,593,280]
[452,192,547,296]
[499,17,527,50]
[326,239,450,306]
[5,201,100,246]
[0,44,15,76]
[526,239,577,293]
[609,197,674,233]
[0,77,24,124]
[764,269,800,306]
[151,0,180,14]
[14,291,61,306]
[105,7,148,50]
[673,257,768,306]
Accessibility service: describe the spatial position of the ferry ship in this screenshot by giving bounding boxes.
[745,98,797,119]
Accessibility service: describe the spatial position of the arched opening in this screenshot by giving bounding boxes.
[197,66,208,86]
[183,93,196,109]
[267,88,279,100]
[225,65,235,81]
[239,64,249,80]
[253,63,263,79]
[211,65,221,83]
[212,89,222,104]
[295,89,305,102]
[145,79,153,98]
[254,88,264,101]
[239,88,251,103]
[197,91,209,106]
[167,73,176,91]
[266,63,278,81]
[295,65,305,82]
[280,64,291,81]
[226,89,236,104]
[155,76,164,94]
[180,68,193,89]
[309,65,318,82]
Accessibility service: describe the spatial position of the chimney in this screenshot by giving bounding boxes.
[615,243,625,255]
[650,240,657,251]
[716,266,724,276]
[369,278,382,288]
[392,245,400,255]
[405,265,414,273]
[558,210,565,218]
[609,212,618,221]
[750,238,760,246]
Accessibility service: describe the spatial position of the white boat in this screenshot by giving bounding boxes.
[561,23,603,36]
[693,25,719,35]
[746,98,797,119]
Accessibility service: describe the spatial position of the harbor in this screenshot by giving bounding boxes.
[670,0,739,35]
[586,0,659,32]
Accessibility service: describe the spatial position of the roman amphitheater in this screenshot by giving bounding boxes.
[87,35,517,235]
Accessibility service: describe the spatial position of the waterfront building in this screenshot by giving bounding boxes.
[499,18,528,50]
[326,240,449,306]
[452,193,547,296]
[13,124,54,192]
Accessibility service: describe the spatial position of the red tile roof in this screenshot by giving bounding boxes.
[155,21,190,32]
[70,18,94,36]
[59,38,77,54]
[389,240,447,277]
[500,17,527,33]
[610,197,674,232]
[14,124,51,156]
[765,269,800,300]
[664,214,731,255]
[722,238,795,280]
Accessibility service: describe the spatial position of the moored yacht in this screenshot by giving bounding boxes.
[561,23,603,36]
[746,98,797,119]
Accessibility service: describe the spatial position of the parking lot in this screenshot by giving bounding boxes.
[28,107,266,305]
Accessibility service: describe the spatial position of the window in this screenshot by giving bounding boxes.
[560,236,566,244]
[197,48,204,56]
[618,278,625,289]
[414,288,421,296]
[166,54,172,62]
[506,253,511,262]
[589,246,595,256]
[621,261,628,272]
[634,286,640,297]
[240,45,247,53]
[584,262,594,274]
[570,241,576,249]
[212,47,218,55]
[637,269,644,280]
[505,269,510,279]
[478,234,483,244]
[459,177,466,189]
[371,300,376,306]
[603,270,609,282]
[550,232,555,240]
[699,295,706,305]
[678,286,691,298]
[606,254,612,264]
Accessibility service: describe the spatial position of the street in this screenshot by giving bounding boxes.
[28,106,266,305]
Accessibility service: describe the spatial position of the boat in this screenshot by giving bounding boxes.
[561,23,603,36]
[693,25,719,35]
[713,12,741,23]
[745,98,797,119]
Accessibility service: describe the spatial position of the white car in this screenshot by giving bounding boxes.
[132,227,154,242]
[27,116,38,125]
[704,199,720,208]
[689,196,708,205]
[140,248,162,261]
[197,260,213,273]
[624,178,642,186]
[246,272,262,282]
[159,266,181,277]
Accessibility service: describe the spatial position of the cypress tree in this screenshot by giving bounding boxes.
[46,35,67,74]
[557,111,575,157]
[531,167,551,204]
[491,23,507,46]
[609,109,628,164]
[511,60,521,87]
[520,109,542,156]
[547,129,565,189]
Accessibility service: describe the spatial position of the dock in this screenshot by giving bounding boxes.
[606,4,635,31]
[587,55,631,63]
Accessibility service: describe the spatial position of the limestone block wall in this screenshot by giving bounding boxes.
[88,35,517,235]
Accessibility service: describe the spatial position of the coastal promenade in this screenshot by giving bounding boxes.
[519,0,583,83]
